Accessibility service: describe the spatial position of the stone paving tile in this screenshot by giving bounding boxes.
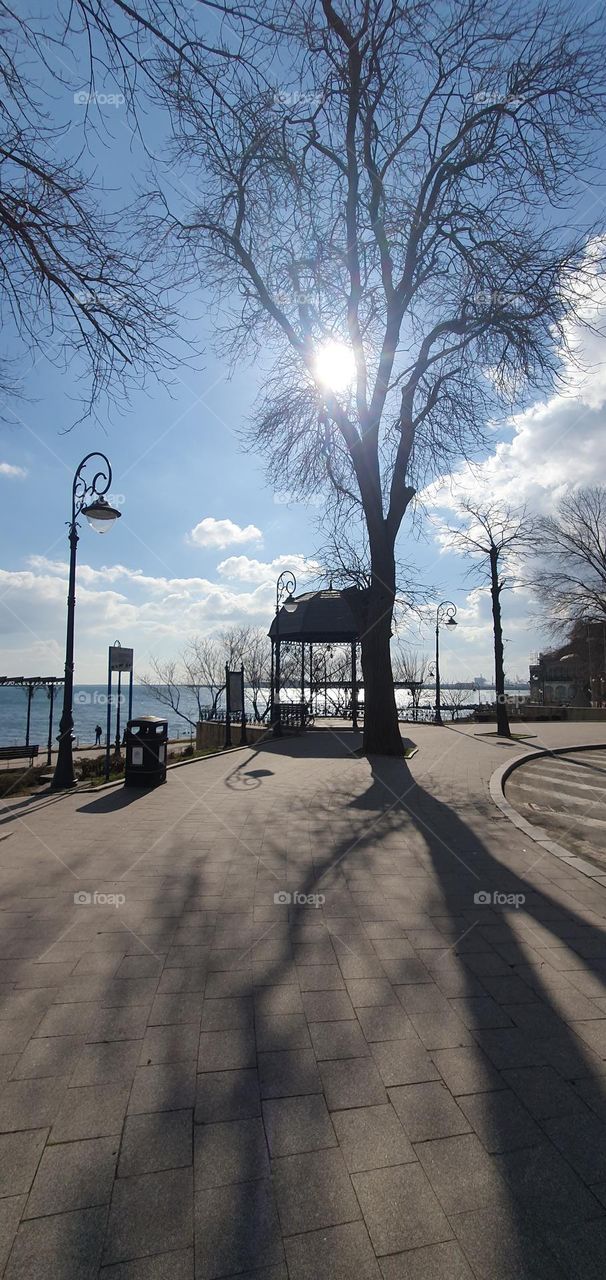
[457,1088,542,1153]
[24,1135,118,1217]
[195,1069,261,1123]
[309,1019,370,1060]
[0,1128,47,1196]
[545,1219,606,1280]
[370,1039,440,1088]
[345,979,397,1008]
[262,1094,336,1157]
[148,994,204,1026]
[389,1082,471,1142]
[255,1014,312,1052]
[100,1248,194,1279]
[119,1110,193,1176]
[407,1011,472,1051]
[432,1046,504,1096]
[104,1167,193,1264]
[352,1163,452,1255]
[198,1028,256,1072]
[0,1076,67,1131]
[356,1005,413,1042]
[451,1205,567,1280]
[501,1065,587,1119]
[87,1007,149,1043]
[301,990,356,1021]
[271,1146,360,1235]
[542,1110,606,1185]
[71,1041,142,1086]
[194,1178,283,1277]
[379,1240,475,1280]
[495,1142,603,1229]
[284,1221,381,1279]
[414,1132,508,1215]
[33,1002,98,1037]
[194,1116,269,1187]
[296,964,345,990]
[319,1057,388,1110]
[332,1103,415,1172]
[128,1062,196,1115]
[258,1050,321,1099]
[4,1204,106,1280]
[448,996,514,1030]
[12,1034,85,1079]
[51,1083,130,1141]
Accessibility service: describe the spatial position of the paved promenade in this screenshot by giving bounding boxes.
[0,721,605,1278]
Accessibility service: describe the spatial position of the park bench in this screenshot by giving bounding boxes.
[277,703,313,730]
[0,745,40,767]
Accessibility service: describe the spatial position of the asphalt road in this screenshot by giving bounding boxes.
[505,747,606,868]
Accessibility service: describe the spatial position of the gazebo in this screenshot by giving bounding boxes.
[268,588,362,730]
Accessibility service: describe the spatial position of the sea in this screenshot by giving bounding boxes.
[0,683,514,748]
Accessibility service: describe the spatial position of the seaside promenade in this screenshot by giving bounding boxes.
[0,721,605,1278]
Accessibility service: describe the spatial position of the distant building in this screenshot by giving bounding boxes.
[529,621,605,706]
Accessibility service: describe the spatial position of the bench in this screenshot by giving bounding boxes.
[0,745,40,767]
[276,703,313,730]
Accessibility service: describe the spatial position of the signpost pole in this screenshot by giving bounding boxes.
[224,663,232,749]
[239,668,247,746]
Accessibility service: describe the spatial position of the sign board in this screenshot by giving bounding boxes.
[228,670,243,714]
[109,646,134,672]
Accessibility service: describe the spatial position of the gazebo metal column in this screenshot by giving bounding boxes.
[351,641,359,731]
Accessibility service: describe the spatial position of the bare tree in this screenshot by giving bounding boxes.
[0,2,210,414]
[446,500,533,737]
[442,687,472,722]
[392,648,433,722]
[530,486,606,635]
[148,0,606,753]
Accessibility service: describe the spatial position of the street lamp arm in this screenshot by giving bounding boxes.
[72,452,113,526]
[436,599,457,628]
[276,569,297,613]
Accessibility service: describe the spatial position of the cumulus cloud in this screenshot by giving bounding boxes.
[0,462,26,479]
[188,517,262,550]
[217,553,322,584]
[424,259,606,520]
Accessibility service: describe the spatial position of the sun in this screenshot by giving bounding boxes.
[313,339,356,393]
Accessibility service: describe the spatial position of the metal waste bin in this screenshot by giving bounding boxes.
[124,716,168,787]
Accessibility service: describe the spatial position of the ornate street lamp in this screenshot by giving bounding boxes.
[435,600,457,726]
[272,570,297,736]
[52,454,121,790]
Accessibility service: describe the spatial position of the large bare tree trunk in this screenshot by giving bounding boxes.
[354,533,403,756]
[490,548,511,738]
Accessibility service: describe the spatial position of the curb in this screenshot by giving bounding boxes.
[80,743,256,793]
[489,741,606,883]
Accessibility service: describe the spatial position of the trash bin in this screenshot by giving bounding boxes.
[124,716,168,788]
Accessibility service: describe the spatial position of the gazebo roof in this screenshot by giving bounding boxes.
[268,589,361,643]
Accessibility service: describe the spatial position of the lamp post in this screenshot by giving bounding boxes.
[52,454,121,790]
[435,600,457,726]
[272,570,297,736]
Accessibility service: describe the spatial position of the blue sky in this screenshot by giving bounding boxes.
[1,9,606,687]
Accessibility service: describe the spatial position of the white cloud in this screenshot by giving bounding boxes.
[217,553,322,584]
[187,517,262,550]
[0,462,26,479]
